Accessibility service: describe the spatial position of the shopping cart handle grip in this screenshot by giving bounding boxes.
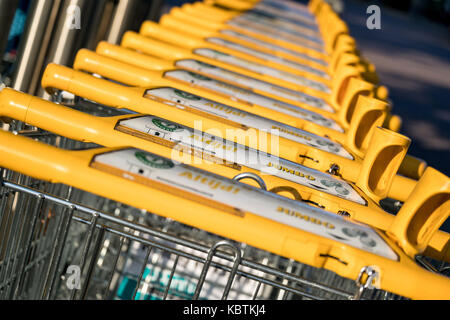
[388,167,450,258]
[95,41,174,71]
[332,71,373,127]
[140,21,204,50]
[159,15,216,38]
[121,32,189,61]
[357,127,411,201]
[345,94,389,159]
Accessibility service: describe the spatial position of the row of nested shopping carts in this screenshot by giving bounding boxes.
[0,0,449,301]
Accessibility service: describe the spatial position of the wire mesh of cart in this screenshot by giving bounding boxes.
[0,95,447,301]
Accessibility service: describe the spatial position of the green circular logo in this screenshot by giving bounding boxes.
[151,118,183,133]
[174,89,201,101]
[187,72,212,81]
[135,152,175,169]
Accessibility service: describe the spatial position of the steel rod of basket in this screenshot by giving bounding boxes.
[232,172,268,191]
[1,177,356,299]
[11,194,44,299]
[7,183,43,299]
[70,212,99,300]
[11,0,60,95]
[132,245,153,300]
[67,214,334,300]
[102,236,126,300]
[80,226,106,300]
[193,240,242,300]
[41,205,75,300]
[162,255,180,300]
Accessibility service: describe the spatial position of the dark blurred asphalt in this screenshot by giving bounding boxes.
[340,0,450,176]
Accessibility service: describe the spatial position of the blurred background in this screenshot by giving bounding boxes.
[0,0,448,174]
[338,0,450,177]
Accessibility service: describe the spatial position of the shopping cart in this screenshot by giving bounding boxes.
[0,111,448,300]
[1,0,448,302]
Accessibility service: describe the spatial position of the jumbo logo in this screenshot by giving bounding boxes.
[135,152,175,169]
[267,162,316,181]
[151,117,184,133]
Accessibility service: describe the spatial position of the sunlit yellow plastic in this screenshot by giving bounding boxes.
[0,128,448,299]
[122,30,384,120]
[157,15,328,72]
[0,88,402,227]
[165,5,330,61]
[87,45,424,179]
[388,167,450,261]
[207,0,321,32]
[41,63,417,203]
[310,0,326,13]
[171,4,326,53]
[191,1,320,34]
[75,50,392,158]
[203,0,251,11]
[139,21,329,85]
[119,32,358,102]
[206,0,257,12]
[89,45,365,128]
[142,18,359,79]
[97,41,401,134]
[0,87,446,263]
[160,10,360,80]
[184,0,345,55]
[168,5,328,54]
[185,2,239,19]
[76,48,358,141]
[184,1,320,39]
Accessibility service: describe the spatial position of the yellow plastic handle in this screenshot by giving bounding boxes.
[389,167,450,259]
[140,21,205,49]
[170,5,328,60]
[122,31,329,95]
[0,85,444,263]
[207,0,254,11]
[0,88,437,238]
[345,95,389,159]
[74,49,423,197]
[74,49,168,87]
[330,67,367,124]
[358,127,411,201]
[0,108,449,299]
[159,14,216,38]
[41,63,143,107]
[96,41,174,70]
[169,6,328,56]
[122,31,190,60]
[398,154,427,180]
[139,21,330,82]
[186,2,238,19]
